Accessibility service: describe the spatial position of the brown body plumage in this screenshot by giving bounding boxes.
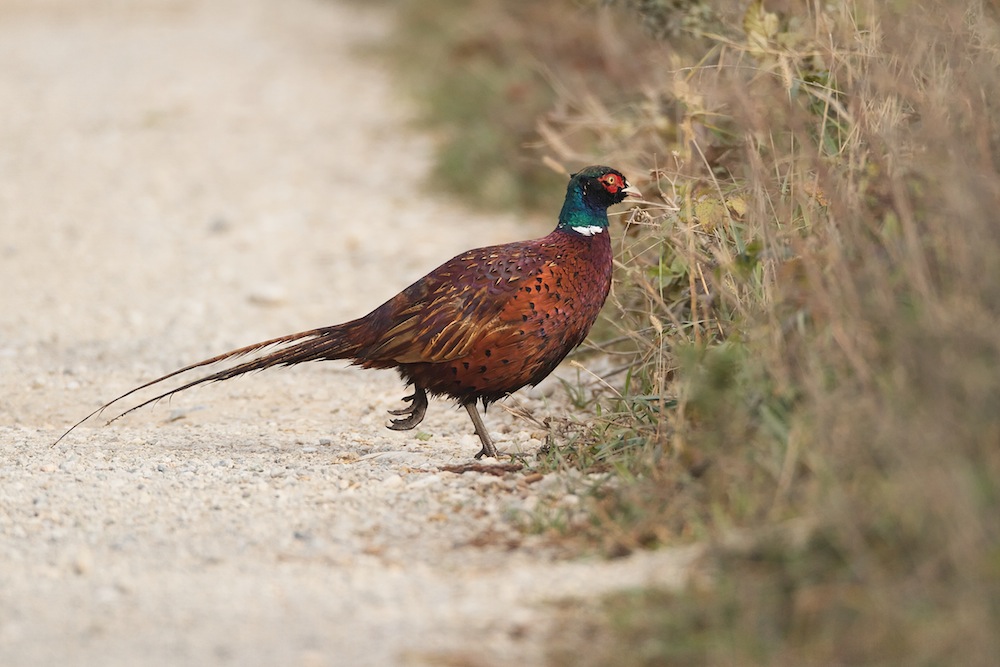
[55,166,640,457]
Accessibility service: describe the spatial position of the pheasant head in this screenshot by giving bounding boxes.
[557,165,642,236]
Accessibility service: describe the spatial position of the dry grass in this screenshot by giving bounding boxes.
[385,0,1000,663]
[543,1,1000,664]
[380,0,658,211]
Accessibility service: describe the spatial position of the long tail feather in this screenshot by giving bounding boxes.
[52,322,363,446]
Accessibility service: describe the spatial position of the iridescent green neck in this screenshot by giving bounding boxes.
[557,182,610,232]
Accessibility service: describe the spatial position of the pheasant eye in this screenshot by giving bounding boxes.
[601,175,621,191]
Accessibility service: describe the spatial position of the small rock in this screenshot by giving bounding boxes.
[248,284,287,306]
[208,216,232,234]
[381,474,403,488]
[72,549,93,576]
[560,494,580,508]
[522,472,544,485]
[406,474,441,490]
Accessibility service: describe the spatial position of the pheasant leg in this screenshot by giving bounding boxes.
[464,401,498,459]
[387,386,428,430]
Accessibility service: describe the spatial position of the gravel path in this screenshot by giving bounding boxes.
[0,1,697,664]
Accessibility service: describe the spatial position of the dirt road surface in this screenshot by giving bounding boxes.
[0,1,697,664]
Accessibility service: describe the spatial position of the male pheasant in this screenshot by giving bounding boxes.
[56,166,641,458]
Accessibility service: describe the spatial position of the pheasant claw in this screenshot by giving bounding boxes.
[387,386,428,431]
[387,392,419,415]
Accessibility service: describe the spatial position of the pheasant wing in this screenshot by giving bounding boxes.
[363,243,542,364]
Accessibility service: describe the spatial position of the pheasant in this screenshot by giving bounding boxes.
[55,166,641,458]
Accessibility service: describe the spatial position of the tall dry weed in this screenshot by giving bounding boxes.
[543,1,1000,663]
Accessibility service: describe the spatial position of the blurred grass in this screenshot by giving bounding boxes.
[382,0,1000,663]
[379,0,668,211]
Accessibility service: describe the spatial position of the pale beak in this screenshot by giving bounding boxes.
[622,183,644,200]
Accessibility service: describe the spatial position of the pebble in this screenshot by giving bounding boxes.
[405,474,441,490]
[560,494,581,508]
[72,549,94,576]
[474,476,505,489]
[247,284,287,306]
[381,474,403,488]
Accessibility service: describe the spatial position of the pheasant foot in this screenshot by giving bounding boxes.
[387,386,428,430]
[464,402,498,459]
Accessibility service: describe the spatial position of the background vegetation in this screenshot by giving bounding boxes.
[385,0,1000,663]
